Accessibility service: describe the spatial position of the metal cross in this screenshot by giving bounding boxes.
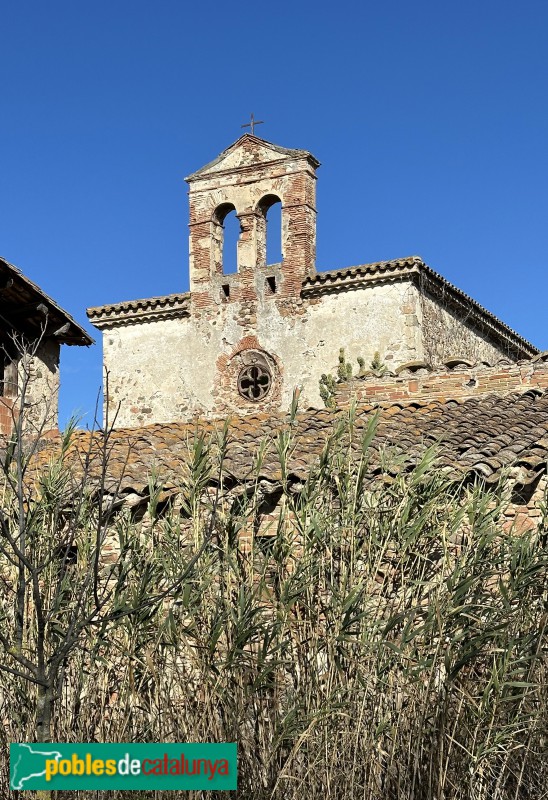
[241,113,264,136]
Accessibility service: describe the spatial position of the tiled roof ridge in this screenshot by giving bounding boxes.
[56,373,548,444]
[304,255,423,287]
[87,292,190,328]
[44,354,548,450]
[26,385,548,497]
[303,257,538,358]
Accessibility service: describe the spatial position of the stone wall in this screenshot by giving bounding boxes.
[25,340,60,434]
[248,472,548,543]
[333,356,548,406]
[0,339,59,436]
[418,289,515,366]
[503,473,546,535]
[101,467,548,570]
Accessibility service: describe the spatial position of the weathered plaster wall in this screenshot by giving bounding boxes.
[101,280,423,427]
[103,317,215,427]
[265,280,422,410]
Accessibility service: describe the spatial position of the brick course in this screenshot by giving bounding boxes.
[334,357,548,406]
[0,398,16,436]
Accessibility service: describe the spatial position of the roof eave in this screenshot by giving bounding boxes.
[87,292,191,329]
[0,257,93,346]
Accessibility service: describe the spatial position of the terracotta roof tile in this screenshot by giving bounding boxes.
[31,389,548,497]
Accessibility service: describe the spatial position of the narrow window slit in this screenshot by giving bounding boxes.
[266,276,277,295]
[221,284,230,300]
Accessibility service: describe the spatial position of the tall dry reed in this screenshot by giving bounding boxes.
[1,411,546,799]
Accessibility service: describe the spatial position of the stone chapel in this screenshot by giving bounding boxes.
[87,134,537,428]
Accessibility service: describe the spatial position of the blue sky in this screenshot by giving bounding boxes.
[1,1,547,427]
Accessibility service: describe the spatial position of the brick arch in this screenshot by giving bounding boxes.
[255,193,283,213]
[229,335,261,358]
[212,201,238,224]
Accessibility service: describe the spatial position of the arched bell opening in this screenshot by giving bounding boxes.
[256,194,282,268]
[213,203,241,275]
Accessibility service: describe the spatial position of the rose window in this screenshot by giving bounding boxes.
[238,364,272,401]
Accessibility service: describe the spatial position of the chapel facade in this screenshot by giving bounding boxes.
[87,134,537,428]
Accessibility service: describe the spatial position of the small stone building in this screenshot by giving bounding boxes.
[87,134,537,428]
[0,256,92,435]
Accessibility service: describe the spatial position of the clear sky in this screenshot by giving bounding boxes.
[1,1,547,428]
